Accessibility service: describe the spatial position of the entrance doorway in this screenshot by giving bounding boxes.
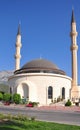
[17,83,29,100]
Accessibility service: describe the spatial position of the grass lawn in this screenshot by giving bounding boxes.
[0,113,80,130]
[0,119,80,130]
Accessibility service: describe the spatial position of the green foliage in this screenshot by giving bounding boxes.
[0,113,28,121]
[14,114,28,121]
[65,99,72,106]
[13,93,21,104]
[31,116,36,121]
[0,92,3,101]
[51,99,53,103]
[32,102,39,107]
[21,98,27,104]
[0,113,5,120]
[57,96,62,102]
[29,101,39,107]
[3,93,11,102]
[54,98,57,103]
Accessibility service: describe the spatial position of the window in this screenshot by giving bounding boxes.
[62,87,65,99]
[48,86,53,99]
[10,87,12,94]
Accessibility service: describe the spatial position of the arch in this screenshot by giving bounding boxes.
[17,80,37,102]
[22,83,29,99]
[62,87,65,99]
[17,83,29,99]
[48,86,53,99]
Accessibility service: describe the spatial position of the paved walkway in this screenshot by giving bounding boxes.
[0,103,80,112]
[6,104,80,112]
[38,105,80,112]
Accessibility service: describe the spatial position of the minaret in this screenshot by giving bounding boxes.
[70,10,79,99]
[15,24,22,70]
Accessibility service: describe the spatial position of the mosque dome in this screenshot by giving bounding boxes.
[14,59,66,75]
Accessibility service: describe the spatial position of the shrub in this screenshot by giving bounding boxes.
[16,114,28,121]
[0,113,28,121]
[31,116,35,121]
[57,96,61,102]
[3,93,11,102]
[32,102,39,107]
[65,99,72,106]
[21,98,27,104]
[0,92,3,101]
[54,98,57,103]
[29,101,39,107]
[51,99,53,103]
[13,93,21,104]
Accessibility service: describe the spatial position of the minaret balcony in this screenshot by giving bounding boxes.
[15,43,22,47]
[70,31,78,36]
[15,54,21,59]
[70,45,78,51]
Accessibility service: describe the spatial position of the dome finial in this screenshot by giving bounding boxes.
[40,54,42,59]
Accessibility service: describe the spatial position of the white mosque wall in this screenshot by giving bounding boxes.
[8,73,71,105]
[78,86,80,97]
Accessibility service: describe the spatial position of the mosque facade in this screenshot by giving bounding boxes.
[8,10,80,105]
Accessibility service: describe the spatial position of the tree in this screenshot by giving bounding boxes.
[13,93,21,104]
[0,92,3,101]
[3,93,11,102]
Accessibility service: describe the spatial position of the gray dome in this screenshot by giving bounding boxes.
[14,59,66,75]
[22,59,59,70]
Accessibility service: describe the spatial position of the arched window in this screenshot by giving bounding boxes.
[48,86,53,99]
[62,87,65,99]
[10,87,12,94]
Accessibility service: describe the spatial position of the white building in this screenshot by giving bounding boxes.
[8,10,80,105]
[8,59,71,105]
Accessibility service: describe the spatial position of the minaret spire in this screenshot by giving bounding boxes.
[17,23,21,35]
[71,9,75,24]
[70,10,79,99]
[15,23,22,70]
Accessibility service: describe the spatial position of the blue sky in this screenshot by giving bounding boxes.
[0,0,80,83]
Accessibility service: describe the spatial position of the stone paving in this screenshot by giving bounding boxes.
[0,103,80,112]
[37,105,80,112]
[10,104,80,112]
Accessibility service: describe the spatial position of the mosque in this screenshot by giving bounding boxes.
[8,10,80,105]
